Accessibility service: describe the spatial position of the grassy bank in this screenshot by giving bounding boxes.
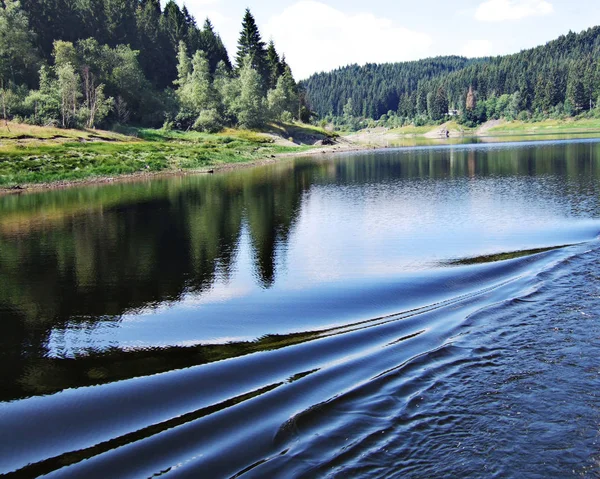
[0,122,332,188]
[481,118,600,135]
[3,117,600,190]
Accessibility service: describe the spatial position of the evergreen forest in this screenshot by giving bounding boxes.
[0,0,307,130]
[302,27,600,130]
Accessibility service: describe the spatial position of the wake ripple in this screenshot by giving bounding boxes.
[1,240,598,478]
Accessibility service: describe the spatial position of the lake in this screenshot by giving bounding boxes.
[1,138,599,478]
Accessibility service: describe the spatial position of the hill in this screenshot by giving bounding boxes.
[302,26,600,124]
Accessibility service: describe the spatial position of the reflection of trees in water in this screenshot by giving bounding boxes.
[0,166,312,396]
[1,142,600,400]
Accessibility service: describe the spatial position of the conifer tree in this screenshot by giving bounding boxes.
[567,64,587,112]
[416,82,428,116]
[236,9,268,88]
[201,19,232,73]
[266,40,284,90]
[104,0,137,46]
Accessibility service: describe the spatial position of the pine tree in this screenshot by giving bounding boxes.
[567,65,586,113]
[236,9,268,88]
[137,0,170,87]
[433,86,448,120]
[104,0,137,46]
[266,40,283,90]
[416,82,428,116]
[201,19,232,73]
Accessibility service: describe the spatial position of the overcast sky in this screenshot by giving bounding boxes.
[172,0,600,79]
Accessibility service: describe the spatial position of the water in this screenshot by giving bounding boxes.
[1,138,600,478]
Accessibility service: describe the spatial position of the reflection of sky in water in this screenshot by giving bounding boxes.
[45,142,600,356]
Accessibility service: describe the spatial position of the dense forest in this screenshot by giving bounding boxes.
[0,0,307,130]
[302,26,600,129]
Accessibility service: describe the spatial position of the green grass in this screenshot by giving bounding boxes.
[389,125,436,135]
[484,118,600,135]
[0,122,318,187]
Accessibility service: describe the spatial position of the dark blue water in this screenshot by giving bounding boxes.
[1,139,600,477]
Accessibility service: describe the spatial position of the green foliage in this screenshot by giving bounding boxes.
[0,2,304,132]
[267,67,298,121]
[303,26,600,126]
[56,62,81,128]
[174,48,222,131]
[0,126,309,187]
[235,55,266,129]
[0,0,39,86]
[236,9,268,88]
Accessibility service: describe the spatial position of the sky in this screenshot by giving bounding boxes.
[172,0,600,79]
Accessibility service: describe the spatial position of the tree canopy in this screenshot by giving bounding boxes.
[302,26,600,127]
[0,2,304,130]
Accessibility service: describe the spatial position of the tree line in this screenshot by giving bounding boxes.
[0,1,306,130]
[302,26,600,129]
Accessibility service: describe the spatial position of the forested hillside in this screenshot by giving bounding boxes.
[0,1,306,130]
[303,26,600,127]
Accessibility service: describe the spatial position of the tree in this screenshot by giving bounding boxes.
[214,60,239,124]
[466,85,476,111]
[81,66,113,128]
[53,40,78,69]
[343,97,355,118]
[201,18,232,73]
[234,55,265,129]
[567,65,586,113]
[267,67,298,122]
[236,9,268,88]
[266,40,283,90]
[56,62,80,128]
[174,48,221,131]
[104,0,137,46]
[175,41,192,87]
[0,0,39,87]
[428,85,448,121]
[416,82,428,116]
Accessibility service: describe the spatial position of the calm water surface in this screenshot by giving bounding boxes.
[1,138,600,477]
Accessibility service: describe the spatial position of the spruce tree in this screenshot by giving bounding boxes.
[567,65,586,113]
[266,40,284,90]
[201,19,232,73]
[416,82,428,116]
[236,9,268,88]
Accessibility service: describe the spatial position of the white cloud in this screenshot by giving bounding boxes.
[264,1,433,79]
[461,39,493,57]
[475,0,554,22]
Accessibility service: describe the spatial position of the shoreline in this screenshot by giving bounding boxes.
[0,138,381,195]
[3,129,600,195]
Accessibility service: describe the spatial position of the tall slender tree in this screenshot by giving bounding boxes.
[266,40,283,90]
[236,8,268,88]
